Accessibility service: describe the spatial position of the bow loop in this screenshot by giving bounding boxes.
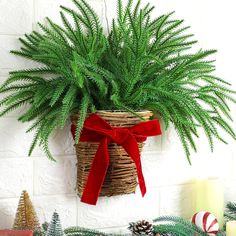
[71,113,162,205]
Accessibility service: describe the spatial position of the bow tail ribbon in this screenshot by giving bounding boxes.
[71,113,162,205]
[81,137,110,205]
[81,133,146,205]
[121,133,146,197]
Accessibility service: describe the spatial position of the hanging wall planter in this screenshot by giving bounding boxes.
[71,110,161,204]
[0,0,235,205]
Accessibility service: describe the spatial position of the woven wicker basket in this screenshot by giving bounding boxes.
[71,110,153,197]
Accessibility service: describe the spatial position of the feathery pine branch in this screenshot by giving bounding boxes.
[0,0,235,161]
[153,216,226,236]
[225,202,236,221]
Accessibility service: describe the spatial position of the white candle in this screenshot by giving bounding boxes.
[226,221,236,236]
[194,177,224,229]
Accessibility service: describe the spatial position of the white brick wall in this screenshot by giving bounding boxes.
[0,0,235,233]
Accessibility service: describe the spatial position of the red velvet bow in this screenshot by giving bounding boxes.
[71,113,162,205]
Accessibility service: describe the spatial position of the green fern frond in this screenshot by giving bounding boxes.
[64,226,107,236]
[0,0,235,162]
[74,94,90,143]
[153,216,207,236]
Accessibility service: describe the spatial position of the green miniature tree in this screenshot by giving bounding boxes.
[46,212,65,236]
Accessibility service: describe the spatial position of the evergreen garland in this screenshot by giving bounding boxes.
[225,202,236,221]
[25,212,228,236]
[33,222,49,236]
[153,216,226,236]
[153,216,207,236]
[0,0,235,162]
[64,226,109,236]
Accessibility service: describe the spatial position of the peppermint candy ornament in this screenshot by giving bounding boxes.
[192,211,219,236]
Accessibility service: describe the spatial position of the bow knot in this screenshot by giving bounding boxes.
[71,113,162,205]
[109,127,129,144]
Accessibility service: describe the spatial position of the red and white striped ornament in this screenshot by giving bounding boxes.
[192,211,219,236]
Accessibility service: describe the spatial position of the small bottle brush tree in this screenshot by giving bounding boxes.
[13,190,41,231]
[46,211,65,236]
[0,0,235,163]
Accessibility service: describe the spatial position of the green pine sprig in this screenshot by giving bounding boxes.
[153,216,226,236]
[0,0,235,161]
[225,202,236,221]
[153,216,207,236]
[46,212,65,236]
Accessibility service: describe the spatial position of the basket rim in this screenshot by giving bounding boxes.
[71,110,153,116]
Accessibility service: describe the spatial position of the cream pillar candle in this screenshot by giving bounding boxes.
[194,177,224,229]
[226,221,236,236]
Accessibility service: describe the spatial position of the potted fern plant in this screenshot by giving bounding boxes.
[0,0,235,204]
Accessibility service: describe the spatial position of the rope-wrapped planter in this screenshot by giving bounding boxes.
[71,110,153,197]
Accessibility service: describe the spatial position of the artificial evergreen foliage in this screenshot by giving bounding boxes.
[33,222,49,236]
[64,227,107,236]
[45,215,228,236]
[13,190,41,231]
[46,211,65,236]
[153,216,226,236]
[225,202,236,221]
[42,222,49,232]
[0,0,235,162]
[153,216,207,236]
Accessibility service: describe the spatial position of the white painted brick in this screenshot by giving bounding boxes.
[34,0,103,30]
[34,156,77,195]
[159,184,195,219]
[101,0,117,32]
[148,0,207,47]
[77,188,160,228]
[142,136,162,152]
[0,69,10,77]
[0,0,33,35]
[0,158,33,198]
[0,76,6,83]
[223,178,236,203]
[161,124,186,154]
[191,150,234,180]
[162,123,235,163]
[34,195,77,227]
[48,123,76,156]
[142,151,195,188]
[30,121,76,157]
[0,82,31,118]
[103,0,147,33]
[0,198,18,228]
[232,150,236,179]
[0,118,35,158]
[0,118,75,158]
[34,0,75,26]
[0,35,40,70]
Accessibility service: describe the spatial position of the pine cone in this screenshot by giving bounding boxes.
[128,220,154,235]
